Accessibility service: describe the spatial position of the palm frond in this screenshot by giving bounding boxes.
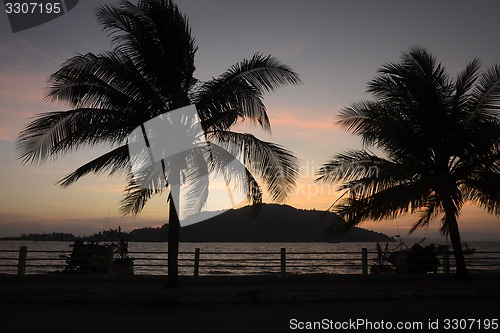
[180,172,209,218]
[195,53,301,132]
[453,58,481,110]
[410,197,442,233]
[120,171,163,215]
[316,150,390,184]
[58,145,130,187]
[333,180,433,230]
[208,131,299,203]
[469,64,500,123]
[199,109,240,132]
[337,100,437,166]
[205,142,263,208]
[178,147,210,217]
[225,53,302,93]
[195,75,269,131]
[244,168,263,213]
[462,167,500,216]
[46,51,165,116]
[95,0,197,100]
[17,108,129,164]
[369,47,449,101]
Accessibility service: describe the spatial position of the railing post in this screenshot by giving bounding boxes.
[361,248,368,276]
[442,246,450,275]
[105,246,114,276]
[280,248,286,278]
[194,248,200,278]
[17,246,28,276]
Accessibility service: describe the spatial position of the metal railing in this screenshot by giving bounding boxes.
[1,246,500,277]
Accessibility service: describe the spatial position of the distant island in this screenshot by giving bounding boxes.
[1,204,394,243]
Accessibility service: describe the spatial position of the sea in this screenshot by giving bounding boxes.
[1,240,499,276]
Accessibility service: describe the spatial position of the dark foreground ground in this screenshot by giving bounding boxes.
[1,274,499,333]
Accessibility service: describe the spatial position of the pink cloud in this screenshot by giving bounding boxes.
[271,113,336,130]
[0,127,14,141]
[0,69,55,141]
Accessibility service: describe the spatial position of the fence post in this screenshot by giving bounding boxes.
[17,246,28,276]
[280,248,286,278]
[105,246,114,276]
[361,248,368,276]
[442,246,450,275]
[194,248,200,278]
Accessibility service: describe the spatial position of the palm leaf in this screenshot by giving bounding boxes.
[204,142,263,214]
[469,64,500,123]
[224,53,302,93]
[46,51,165,115]
[58,145,130,187]
[120,171,163,215]
[17,108,129,164]
[196,53,301,132]
[453,58,481,110]
[96,0,197,99]
[208,131,299,203]
[195,75,269,131]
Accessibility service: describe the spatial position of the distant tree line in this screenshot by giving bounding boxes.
[18,229,128,242]
[20,232,76,241]
[15,228,165,242]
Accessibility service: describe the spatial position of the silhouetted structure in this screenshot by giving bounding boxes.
[60,228,133,275]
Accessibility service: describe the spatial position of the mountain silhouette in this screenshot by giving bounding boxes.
[128,204,394,242]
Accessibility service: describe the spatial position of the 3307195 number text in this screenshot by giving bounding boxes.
[5,2,61,14]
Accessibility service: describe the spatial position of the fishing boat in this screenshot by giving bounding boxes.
[57,227,134,275]
[371,238,440,274]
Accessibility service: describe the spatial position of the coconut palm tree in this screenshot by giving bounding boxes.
[17,0,300,286]
[316,47,499,280]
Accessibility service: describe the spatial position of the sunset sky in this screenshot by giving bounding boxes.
[0,0,499,240]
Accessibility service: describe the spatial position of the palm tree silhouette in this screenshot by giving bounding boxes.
[17,0,300,286]
[316,47,499,280]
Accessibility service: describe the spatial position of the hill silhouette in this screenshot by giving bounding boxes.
[128,204,394,242]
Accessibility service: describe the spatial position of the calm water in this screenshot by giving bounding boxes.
[1,241,499,276]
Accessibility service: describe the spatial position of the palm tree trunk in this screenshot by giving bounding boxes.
[166,99,191,288]
[167,169,181,288]
[167,195,180,287]
[442,196,471,281]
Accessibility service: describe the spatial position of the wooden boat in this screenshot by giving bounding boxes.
[371,240,440,274]
[58,228,134,275]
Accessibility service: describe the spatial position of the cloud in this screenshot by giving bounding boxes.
[0,127,14,141]
[0,68,54,141]
[271,113,336,130]
[0,39,61,71]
